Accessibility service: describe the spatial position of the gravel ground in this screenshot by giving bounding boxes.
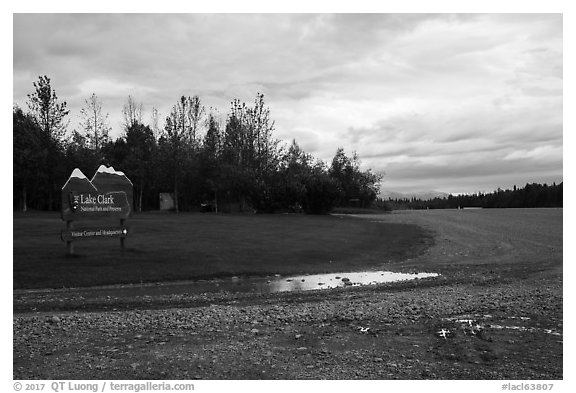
[13,208,563,380]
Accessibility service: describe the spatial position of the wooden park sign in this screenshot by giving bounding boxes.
[61,165,133,255]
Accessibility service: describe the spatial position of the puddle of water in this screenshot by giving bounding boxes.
[250,271,440,294]
[24,270,440,300]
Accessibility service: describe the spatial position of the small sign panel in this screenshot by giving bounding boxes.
[61,226,128,242]
[63,191,131,220]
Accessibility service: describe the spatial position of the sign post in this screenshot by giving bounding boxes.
[66,220,74,255]
[61,165,133,255]
[120,218,126,250]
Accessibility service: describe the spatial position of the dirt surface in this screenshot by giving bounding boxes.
[13,208,563,380]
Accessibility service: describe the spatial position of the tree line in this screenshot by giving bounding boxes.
[13,76,382,214]
[385,182,563,210]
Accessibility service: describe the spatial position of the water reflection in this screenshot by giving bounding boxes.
[248,271,440,294]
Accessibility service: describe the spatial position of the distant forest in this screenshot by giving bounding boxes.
[13,76,381,214]
[383,182,563,210]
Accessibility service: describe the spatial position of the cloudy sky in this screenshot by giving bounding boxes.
[12,13,563,195]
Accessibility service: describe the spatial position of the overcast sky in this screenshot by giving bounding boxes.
[12,13,563,195]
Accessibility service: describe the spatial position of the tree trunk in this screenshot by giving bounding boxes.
[48,187,53,211]
[138,184,143,213]
[174,178,179,213]
[21,186,27,212]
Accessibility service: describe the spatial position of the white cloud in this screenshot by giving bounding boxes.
[77,79,156,99]
[504,145,562,162]
[12,13,563,194]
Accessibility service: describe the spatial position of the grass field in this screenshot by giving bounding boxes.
[13,211,431,289]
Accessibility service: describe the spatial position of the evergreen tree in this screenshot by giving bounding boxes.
[25,76,69,210]
[13,107,49,211]
[26,75,69,144]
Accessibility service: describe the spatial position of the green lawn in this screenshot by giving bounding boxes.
[13,211,431,289]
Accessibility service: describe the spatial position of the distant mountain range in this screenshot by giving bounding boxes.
[381,190,451,201]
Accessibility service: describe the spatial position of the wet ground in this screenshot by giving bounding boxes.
[14,270,440,298]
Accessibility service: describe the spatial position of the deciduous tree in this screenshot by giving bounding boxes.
[124,122,157,213]
[122,95,143,133]
[79,93,111,150]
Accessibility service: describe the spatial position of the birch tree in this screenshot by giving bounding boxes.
[122,95,143,133]
[79,93,111,150]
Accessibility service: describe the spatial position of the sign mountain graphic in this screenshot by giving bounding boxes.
[61,165,133,220]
